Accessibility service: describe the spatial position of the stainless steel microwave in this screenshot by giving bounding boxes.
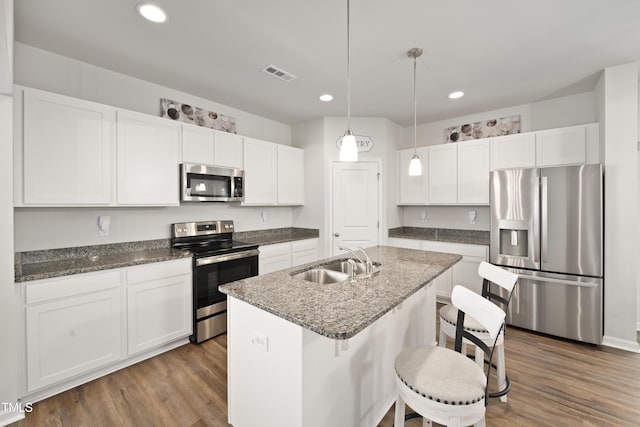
[181,163,244,202]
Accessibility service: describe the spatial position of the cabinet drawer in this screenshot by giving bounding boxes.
[291,239,317,252]
[25,270,122,305]
[126,258,192,284]
[421,241,487,258]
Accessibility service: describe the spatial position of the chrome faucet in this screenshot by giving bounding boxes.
[338,245,374,276]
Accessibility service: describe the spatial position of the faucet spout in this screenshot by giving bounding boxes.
[338,245,365,265]
[338,245,374,277]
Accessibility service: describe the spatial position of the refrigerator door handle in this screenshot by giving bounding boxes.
[515,273,599,288]
[540,176,548,263]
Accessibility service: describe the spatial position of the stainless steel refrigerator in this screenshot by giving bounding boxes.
[490,164,603,344]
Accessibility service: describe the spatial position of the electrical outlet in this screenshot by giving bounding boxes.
[421,210,428,222]
[469,210,477,225]
[98,215,111,236]
[250,331,269,352]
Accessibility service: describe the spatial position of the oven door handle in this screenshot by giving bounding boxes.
[196,249,260,266]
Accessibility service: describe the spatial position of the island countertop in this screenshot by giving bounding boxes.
[219,245,461,340]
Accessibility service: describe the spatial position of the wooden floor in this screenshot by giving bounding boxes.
[13,317,640,427]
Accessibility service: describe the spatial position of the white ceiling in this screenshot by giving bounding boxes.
[14,0,640,127]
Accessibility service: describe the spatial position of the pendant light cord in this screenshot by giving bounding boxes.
[413,55,417,154]
[346,0,351,131]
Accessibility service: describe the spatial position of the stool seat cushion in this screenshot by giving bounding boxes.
[440,303,487,333]
[395,346,486,405]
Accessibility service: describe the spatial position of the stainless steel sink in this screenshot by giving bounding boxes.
[293,268,350,284]
[291,258,382,284]
[321,259,382,275]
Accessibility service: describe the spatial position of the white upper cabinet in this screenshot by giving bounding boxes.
[181,124,243,169]
[457,139,490,204]
[243,137,278,205]
[397,147,428,205]
[116,110,180,206]
[491,123,598,170]
[427,144,457,204]
[243,138,305,206]
[214,130,244,169]
[181,125,215,165]
[21,88,116,205]
[277,145,304,205]
[535,123,599,167]
[491,133,536,170]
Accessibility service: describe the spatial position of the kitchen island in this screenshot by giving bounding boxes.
[220,245,461,427]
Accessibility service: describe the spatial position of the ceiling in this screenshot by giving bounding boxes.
[14,0,640,127]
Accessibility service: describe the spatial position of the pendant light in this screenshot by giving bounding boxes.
[339,0,358,162]
[407,47,423,176]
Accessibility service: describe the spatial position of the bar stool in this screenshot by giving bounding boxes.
[394,285,507,427]
[438,261,518,402]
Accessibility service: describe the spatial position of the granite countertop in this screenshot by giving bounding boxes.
[220,245,461,340]
[15,239,191,283]
[14,228,320,283]
[388,227,490,246]
[235,227,319,246]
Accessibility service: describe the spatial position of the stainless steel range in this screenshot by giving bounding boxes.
[172,220,259,343]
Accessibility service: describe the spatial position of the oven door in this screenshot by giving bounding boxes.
[193,249,258,342]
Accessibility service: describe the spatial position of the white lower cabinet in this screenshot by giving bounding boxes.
[23,258,192,396]
[24,270,123,392]
[126,259,192,356]
[387,238,488,299]
[259,238,319,275]
[291,239,319,266]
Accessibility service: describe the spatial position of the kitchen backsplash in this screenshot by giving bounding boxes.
[402,206,490,231]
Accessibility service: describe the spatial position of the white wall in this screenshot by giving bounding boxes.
[596,62,640,352]
[399,91,596,150]
[13,43,299,252]
[291,116,403,257]
[0,1,21,424]
[15,43,290,145]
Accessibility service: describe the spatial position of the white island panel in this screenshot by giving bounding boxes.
[227,281,436,427]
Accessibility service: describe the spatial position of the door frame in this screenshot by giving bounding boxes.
[325,158,384,258]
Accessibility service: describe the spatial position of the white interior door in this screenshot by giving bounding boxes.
[332,161,379,255]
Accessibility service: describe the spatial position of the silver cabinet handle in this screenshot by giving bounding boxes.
[541,176,548,263]
[334,233,340,237]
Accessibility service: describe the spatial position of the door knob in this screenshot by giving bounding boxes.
[334,233,340,237]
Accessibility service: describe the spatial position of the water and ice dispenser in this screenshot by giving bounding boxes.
[497,220,529,258]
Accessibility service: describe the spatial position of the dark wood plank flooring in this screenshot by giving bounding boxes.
[12,316,640,426]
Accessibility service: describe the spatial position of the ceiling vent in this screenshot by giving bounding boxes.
[262,64,297,82]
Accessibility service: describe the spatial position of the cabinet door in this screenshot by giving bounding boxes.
[214,130,244,169]
[182,124,215,165]
[432,267,452,300]
[535,125,586,167]
[452,256,486,295]
[428,144,457,204]
[277,145,305,205]
[491,133,536,170]
[117,110,180,205]
[259,242,291,275]
[243,137,277,205]
[26,289,122,391]
[457,140,490,204]
[23,88,115,205]
[387,237,421,249]
[397,147,428,205]
[126,274,192,355]
[291,239,318,267]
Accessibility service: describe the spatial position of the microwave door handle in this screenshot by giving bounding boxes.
[541,176,548,263]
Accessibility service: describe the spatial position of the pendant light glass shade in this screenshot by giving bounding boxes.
[340,131,358,162]
[339,0,358,162]
[407,47,423,176]
[409,154,422,176]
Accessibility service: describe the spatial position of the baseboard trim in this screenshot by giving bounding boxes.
[601,335,640,353]
[0,409,25,427]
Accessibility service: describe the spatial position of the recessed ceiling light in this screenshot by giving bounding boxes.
[448,91,464,99]
[136,3,167,23]
[319,94,333,102]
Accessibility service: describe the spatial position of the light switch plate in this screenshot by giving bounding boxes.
[251,331,269,352]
